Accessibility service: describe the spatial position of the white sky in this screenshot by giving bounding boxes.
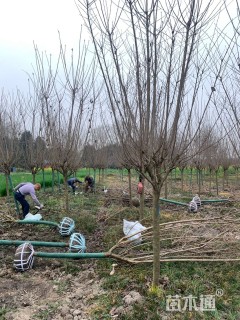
[0,0,238,94]
[0,0,85,92]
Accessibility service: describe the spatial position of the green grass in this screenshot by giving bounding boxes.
[0,168,131,197]
[1,169,240,319]
[88,199,240,320]
[0,307,12,319]
[32,302,60,319]
[91,260,240,319]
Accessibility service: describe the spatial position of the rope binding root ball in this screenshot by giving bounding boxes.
[13,233,87,271]
[188,200,198,213]
[193,195,201,209]
[69,233,86,253]
[13,242,35,271]
[58,217,75,236]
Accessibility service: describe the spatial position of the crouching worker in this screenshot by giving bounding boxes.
[67,177,82,194]
[84,175,95,193]
[14,182,43,219]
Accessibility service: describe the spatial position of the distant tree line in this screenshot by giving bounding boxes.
[7,130,123,171]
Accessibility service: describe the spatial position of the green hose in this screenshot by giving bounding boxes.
[0,239,67,247]
[159,198,229,206]
[201,199,229,203]
[34,252,108,259]
[16,220,59,227]
[159,198,188,206]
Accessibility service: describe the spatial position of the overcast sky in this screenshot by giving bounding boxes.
[0,0,84,93]
[0,0,237,94]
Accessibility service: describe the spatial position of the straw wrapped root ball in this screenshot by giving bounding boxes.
[58,217,75,236]
[13,242,35,271]
[69,233,86,253]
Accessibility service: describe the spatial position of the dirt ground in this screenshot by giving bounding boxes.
[0,176,239,320]
[0,177,136,320]
[0,215,107,320]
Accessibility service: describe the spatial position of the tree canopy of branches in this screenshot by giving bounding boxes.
[78,0,235,285]
[28,31,100,212]
[0,91,21,197]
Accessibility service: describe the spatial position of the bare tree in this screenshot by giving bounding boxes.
[16,89,47,183]
[29,32,99,213]
[78,0,233,286]
[0,91,21,201]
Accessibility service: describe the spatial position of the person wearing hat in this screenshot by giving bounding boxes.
[13,182,43,219]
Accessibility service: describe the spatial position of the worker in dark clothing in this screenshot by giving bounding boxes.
[67,177,82,193]
[84,175,95,193]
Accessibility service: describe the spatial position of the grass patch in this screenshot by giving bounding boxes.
[74,212,98,234]
[32,302,60,319]
[0,306,12,319]
[1,171,240,319]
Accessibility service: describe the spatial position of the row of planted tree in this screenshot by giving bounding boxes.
[1,0,240,285]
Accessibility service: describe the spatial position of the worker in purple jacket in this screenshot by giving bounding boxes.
[13,182,43,219]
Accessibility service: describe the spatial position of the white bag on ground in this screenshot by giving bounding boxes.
[24,213,42,221]
[123,219,146,244]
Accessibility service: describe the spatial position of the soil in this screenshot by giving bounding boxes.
[0,177,238,320]
[0,215,106,320]
[0,177,137,320]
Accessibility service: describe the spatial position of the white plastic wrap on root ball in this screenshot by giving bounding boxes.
[24,213,42,221]
[193,195,201,209]
[188,200,198,213]
[123,219,146,244]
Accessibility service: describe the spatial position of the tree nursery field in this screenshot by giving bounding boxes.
[0,171,240,320]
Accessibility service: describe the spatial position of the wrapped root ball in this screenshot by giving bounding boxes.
[132,197,140,207]
[193,195,201,209]
[69,233,86,253]
[59,217,75,236]
[13,242,34,271]
[188,200,198,213]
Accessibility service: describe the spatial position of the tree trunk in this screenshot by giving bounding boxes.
[139,192,144,220]
[152,188,160,286]
[8,174,20,217]
[236,167,239,188]
[63,172,69,214]
[139,177,144,220]
[98,168,101,183]
[164,178,168,199]
[51,168,55,192]
[209,169,212,193]
[5,173,9,198]
[180,169,184,194]
[215,170,219,196]
[198,169,201,195]
[57,171,61,192]
[102,168,105,183]
[189,168,193,194]
[93,168,96,193]
[170,171,173,194]
[32,172,36,184]
[223,168,228,189]
[127,169,132,207]
[42,168,45,192]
